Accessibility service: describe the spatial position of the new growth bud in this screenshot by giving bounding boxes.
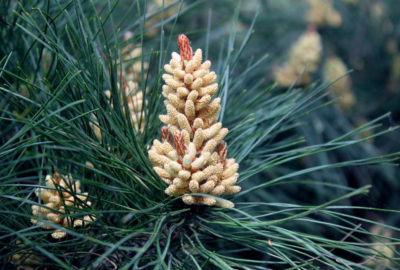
[178,34,193,61]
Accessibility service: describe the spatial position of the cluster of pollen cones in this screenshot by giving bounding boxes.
[149,34,240,208]
[31,172,95,239]
[274,29,322,87]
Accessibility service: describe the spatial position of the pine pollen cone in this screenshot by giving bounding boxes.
[9,240,41,269]
[105,79,145,132]
[31,173,95,239]
[149,34,240,208]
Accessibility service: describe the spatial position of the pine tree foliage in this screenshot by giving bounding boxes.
[1,0,400,269]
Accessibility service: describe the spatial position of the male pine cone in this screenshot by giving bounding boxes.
[149,34,240,208]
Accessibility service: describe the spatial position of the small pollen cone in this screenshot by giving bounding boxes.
[105,80,146,132]
[306,0,342,28]
[323,56,356,111]
[149,34,240,208]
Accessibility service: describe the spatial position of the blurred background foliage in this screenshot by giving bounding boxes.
[157,0,400,224]
[111,0,400,265]
[1,0,400,268]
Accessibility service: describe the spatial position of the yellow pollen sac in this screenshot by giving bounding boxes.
[148,34,240,208]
